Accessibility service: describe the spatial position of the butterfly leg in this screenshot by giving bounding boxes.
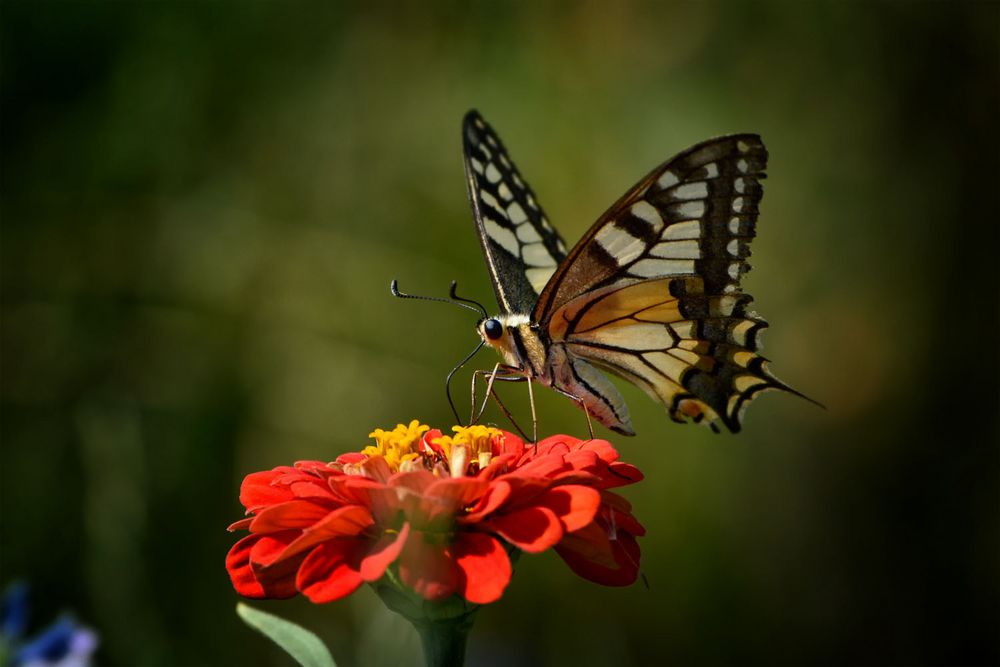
[549,384,595,440]
[470,365,531,440]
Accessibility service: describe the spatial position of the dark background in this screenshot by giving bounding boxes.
[2,2,997,665]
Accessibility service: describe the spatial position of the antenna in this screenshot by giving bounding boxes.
[390,279,487,317]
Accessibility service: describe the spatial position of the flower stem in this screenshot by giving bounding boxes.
[412,614,475,667]
[372,573,479,667]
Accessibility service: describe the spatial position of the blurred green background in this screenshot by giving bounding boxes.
[2,2,997,665]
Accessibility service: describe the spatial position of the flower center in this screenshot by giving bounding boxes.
[363,421,503,476]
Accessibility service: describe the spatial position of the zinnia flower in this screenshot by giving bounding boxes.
[226,421,644,606]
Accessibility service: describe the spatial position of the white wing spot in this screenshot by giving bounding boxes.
[516,222,542,243]
[507,202,527,224]
[728,262,742,280]
[485,163,502,184]
[629,258,695,277]
[728,217,741,234]
[498,153,510,168]
[511,173,524,188]
[474,117,485,129]
[737,139,751,153]
[732,197,745,213]
[522,242,556,267]
[670,182,709,200]
[485,219,520,257]
[727,239,742,256]
[731,320,755,346]
[630,201,664,232]
[480,190,504,215]
[479,144,492,159]
[671,321,696,339]
[709,295,739,317]
[734,177,746,194]
[657,171,680,189]
[595,225,645,265]
[556,239,567,253]
[525,267,555,292]
[736,158,749,173]
[643,351,688,384]
[664,220,701,240]
[673,201,706,218]
[470,158,485,175]
[651,240,701,259]
[498,182,513,201]
[486,134,498,147]
[734,374,769,394]
[526,194,539,210]
[703,163,719,178]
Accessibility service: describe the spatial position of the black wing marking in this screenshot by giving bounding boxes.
[463,110,568,315]
[534,134,767,321]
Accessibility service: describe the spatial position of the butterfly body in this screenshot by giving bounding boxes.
[463,110,800,435]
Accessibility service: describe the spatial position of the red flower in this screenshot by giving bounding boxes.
[226,422,644,606]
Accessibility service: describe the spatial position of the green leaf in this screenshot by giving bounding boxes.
[236,603,337,667]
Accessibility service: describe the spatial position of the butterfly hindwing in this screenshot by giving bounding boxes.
[549,277,790,432]
[463,110,568,314]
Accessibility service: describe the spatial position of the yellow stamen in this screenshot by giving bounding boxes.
[364,420,430,473]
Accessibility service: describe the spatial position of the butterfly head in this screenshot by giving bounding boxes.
[477,313,532,367]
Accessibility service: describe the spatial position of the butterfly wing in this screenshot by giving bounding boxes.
[539,135,795,432]
[463,110,569,315]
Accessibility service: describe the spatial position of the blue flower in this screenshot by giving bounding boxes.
[12,617,97,667]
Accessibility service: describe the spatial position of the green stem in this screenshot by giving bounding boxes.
[372,572,479,667]
[412,614,475,667]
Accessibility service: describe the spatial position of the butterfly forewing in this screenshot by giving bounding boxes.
[534,134,766,319]
[463,110,568,315]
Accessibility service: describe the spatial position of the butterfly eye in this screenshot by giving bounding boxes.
[483,318,504,340]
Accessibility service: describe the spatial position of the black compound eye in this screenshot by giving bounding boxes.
[483,318,504,340]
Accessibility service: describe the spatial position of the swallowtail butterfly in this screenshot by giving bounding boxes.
[463,110,803,435]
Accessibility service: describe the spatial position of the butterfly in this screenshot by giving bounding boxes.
[460,109,804,436]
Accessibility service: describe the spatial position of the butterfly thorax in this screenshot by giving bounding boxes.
[477,313,550,380]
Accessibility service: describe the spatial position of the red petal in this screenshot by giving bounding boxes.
[556,531,640,587]
[240,470,294,512]
[398,531,460,601]
[250,531,299,566]
[537,486,600,533]
[332,477,400,525]
[452,533,511,604]
[280,505,374,560]
[463,481,511,522]
[360,523,410,582]
[249,500,331,533]
[226,535,269,598]
[486,506,562,553]
[227,517,253,532]
[510,453,569,479]
[420,477,488,524]
[226,532,300,599]
[296,541,366,603]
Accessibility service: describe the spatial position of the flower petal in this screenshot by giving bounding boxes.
[296,541,366,603]
[486,505,563,553]
[249,500,332,533]
[556,531,640,587]
[227,532,300,599]
[360,523,410,582]
[463,481,511,522]
[240,470,295,512]
[537,485,601,533]
[452,533,511,604]
[279,505,374,560]
[398,531,460,601]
